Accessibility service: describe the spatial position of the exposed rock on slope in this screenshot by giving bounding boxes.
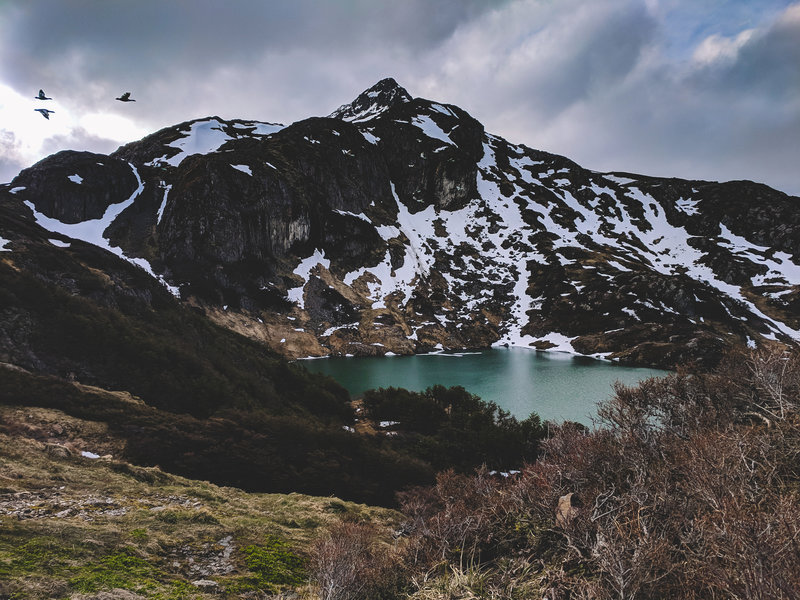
[4,78,799,368]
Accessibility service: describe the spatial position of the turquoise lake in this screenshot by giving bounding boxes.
[301,348,666,425]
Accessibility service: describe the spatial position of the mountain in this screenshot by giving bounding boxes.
[3,77,799,369]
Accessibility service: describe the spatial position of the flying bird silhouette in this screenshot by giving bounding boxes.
[115,92,135,102]
[35,89,52,100]
[34,108,55,119]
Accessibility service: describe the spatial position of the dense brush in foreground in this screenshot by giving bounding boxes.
[2,346,798,598]
[311,345,800,600]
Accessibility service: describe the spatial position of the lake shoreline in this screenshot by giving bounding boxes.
[301,347,666,425]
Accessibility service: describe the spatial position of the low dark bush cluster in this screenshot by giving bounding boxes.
[0,367,435,505]
[362,384,546,472]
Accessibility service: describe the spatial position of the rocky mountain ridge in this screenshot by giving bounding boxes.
[3,77,799,368]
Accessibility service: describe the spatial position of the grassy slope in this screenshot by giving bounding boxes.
[0,403,401,600]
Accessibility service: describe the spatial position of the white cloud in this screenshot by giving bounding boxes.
[691,30,755,65]
[78,112,149,143]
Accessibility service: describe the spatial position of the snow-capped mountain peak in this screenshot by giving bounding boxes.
[329,77,412,123]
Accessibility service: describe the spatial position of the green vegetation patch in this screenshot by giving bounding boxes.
[225,535,306,594]
[69,549,161,593]
[0,537,75,578]
[244,535,306,586]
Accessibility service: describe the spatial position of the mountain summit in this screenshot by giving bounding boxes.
[2,79,799,369]
[329,77,412,122]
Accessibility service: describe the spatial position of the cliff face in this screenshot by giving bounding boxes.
[4,78,800,368]
[9,151,139,223]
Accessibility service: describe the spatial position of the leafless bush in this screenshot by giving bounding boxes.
[399,468,513,569]
[734,343,800,424]
[686,493,800,600]
[310,521,402,600]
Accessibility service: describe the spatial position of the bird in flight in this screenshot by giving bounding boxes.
[115,92,136,102]
[35,89,52,100]
[34,108,55,119]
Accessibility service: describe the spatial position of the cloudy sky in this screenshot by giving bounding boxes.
[1,0,798,195]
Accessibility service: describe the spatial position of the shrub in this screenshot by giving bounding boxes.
[363,385,546,472]
[311,521,404,600]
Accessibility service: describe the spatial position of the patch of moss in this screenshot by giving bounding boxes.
[240,535,306,589]
[0,537,73,577]
[130,528,149,542]
[156,509,219,525]
[69,550,160,593]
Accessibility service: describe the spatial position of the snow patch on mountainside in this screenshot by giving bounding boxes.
[288,250,330,309]
[24,163,145,250]
[231,164,252,176]
[147,120,285,168]
[156,184,172,225]
[23,164,180,297]
[361,130,380,145]
[410,115,454,147]
[338,183,438,309]
[718,224,800,286]
[231,121,284,136]
[160,120,232,167]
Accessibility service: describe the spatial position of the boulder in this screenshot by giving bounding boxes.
[555,492,581,527]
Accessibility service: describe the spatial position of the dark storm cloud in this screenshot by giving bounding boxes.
[1,0,507,85]
[38,127,120,159]
[509,1,657,116]
[420,1,662,140]
[0,0,796,195]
